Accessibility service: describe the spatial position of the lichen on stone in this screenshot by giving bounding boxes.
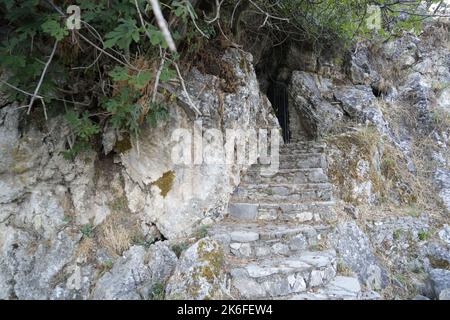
[153,170,175,198]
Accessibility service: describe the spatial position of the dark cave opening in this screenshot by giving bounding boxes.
[267,80,291,143]
[253,44,293,144]
[253,41,321,143]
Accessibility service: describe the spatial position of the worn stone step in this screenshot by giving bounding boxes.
[232,183,334,202]
[230,250,337,299]
[268,147,326,156]
[277,276,362,300]
[210,222,332,259]
[228,201,337,222]
[242,168,329,184]
[280,143,326,152]
[282,140,326,147]
[236,182,333,194]
[257,154,327,169]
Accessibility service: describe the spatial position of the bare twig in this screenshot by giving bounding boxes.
[248,0,290,22]
[0,80,43,99]
[76,31,140,71]
[137,0,200,116]
[173,62,202,117]
[230,0,242,29]
[153,48,166,103]
[149,0,177,52]
[205,0,225,24]
[27,40,58,114]
[40,98,48,120]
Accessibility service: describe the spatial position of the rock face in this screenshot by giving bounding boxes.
[93,243,177,300]
[165,238,228,300]
[289,71,343,139]
[120,49,279,239]
[0,48,278,299]
[328,222,388,290]
[428,269,450,299]
[0,18,449,300]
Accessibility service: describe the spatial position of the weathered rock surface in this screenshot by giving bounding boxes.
[120,49,279,239]
[93,243,177,300]
[0,19,449,301]
[165,238,229,300]
[328,222,388,290]
[428,269,450,299]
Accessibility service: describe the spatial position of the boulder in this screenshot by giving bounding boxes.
[328,222,388,290]
[334,85,387,133]
[428,269,450,299]
[165,238,229,300]
[92,242,177,300]
[289,71,343,139]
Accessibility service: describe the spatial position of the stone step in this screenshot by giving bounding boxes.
[210,222,332,259]
[230,250,337,299]
[236,182,333,194]
[268,147,326,155]
[228,201,337,222]
[280,143,326,151]
[277,276,362,300]
[242,168,329,185]
[232,183,334,202]
[257,154,327,169]
[282,140,326,146]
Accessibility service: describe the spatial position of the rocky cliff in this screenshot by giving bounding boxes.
[0,19,449,300]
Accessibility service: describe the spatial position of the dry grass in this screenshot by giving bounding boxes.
[76,237,96,262]
[326,126,383,204]
[98,212,141,256]
[98,218,132,256]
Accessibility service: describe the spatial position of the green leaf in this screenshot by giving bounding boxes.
[65,110,81,129]
[104,19,140,49]
[130,70,152,89]
[41,19,68,41]
[159,65,176,82]
[109,66,130,81]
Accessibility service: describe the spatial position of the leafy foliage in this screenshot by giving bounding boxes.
[0,0,196,158]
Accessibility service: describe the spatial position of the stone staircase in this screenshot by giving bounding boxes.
[209,141,363,300]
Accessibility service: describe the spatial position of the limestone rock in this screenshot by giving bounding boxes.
[328,222,388,290]
[334,85,387,133]
[92,242,177,300]
[439,289,450,300]
[438,225,450,245]
[165,238,229,300]
[289,71,343,139]
[349,45,380,86]
[428,269,450,299]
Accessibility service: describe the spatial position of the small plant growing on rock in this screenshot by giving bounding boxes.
[337,261,354,276]
[81,224,95,238]
[196,225,210,239]
[100,260,114,274]
[418,230,431,241]
[172,242,190,258]
[393,229,403,241]
[407,205,421,218]
[132,235,156,249]
[148,282,166,300]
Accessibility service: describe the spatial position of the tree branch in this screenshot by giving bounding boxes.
[27,40,58,114]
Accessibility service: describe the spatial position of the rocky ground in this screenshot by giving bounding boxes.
[0,20,449,300]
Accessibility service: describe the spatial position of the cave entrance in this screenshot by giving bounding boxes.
[267,81,290,143]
